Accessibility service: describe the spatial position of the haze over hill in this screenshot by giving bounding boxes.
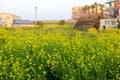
[0,0,105,20]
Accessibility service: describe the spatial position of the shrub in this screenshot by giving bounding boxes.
[37,21,44,28]
[59,20,65,25]
[117,19,120,29]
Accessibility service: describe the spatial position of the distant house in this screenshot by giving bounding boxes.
[12,14,22,20]
[13,20,34,26]
[0,12,21,26]
[0,12,35,27]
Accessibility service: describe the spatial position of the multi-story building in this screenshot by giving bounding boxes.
[117,0,120,16]
[106,0,120,8]
[106,0,120,18]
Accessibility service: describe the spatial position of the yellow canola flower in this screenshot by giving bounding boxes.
[39,66,42,70]
[88,28,98,33]
[0,62,2,65]
[26,68,30,72]
[0,56,2,60]
[43,71,46,74]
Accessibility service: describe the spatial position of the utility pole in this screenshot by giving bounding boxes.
[35,7,38,27]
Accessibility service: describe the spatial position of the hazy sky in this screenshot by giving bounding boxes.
[0,0,106,20]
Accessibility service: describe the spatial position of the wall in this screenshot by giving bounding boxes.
[100,19,118,29]
[0,12,22,27]
[0,12,13,26]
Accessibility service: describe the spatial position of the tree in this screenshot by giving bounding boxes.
[91,5,95,13]
[84,5,91,14]
[98,4,104,19]
[83,5,88,13]
[94,2,98,18]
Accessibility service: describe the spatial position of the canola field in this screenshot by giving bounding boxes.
[0,25,120,80]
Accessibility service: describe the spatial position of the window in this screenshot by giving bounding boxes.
[105,21,110,25]
[111,21,116,25]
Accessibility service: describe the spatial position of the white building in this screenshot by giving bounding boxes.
[0,12,21,26]
[100,19,118,29]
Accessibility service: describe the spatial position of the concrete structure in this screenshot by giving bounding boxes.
[0,12,21,26]
[106,0,120,18]
[117,0,120,16]
[12,14,22,20]
[109,0,118,8]
[98,0,120,29]
[0,13,13,26]
[0,12,34,27]
[100,19,118,29]
[110,0,118,8]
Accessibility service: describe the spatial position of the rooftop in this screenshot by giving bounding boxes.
[13,20,34,24]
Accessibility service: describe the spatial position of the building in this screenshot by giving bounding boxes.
[0,12,21,26]
[117,0,120,17]
[13,20,34,26]
[12,14,22,20]
[72,1,120,30]
[0,12,34,27]
[105,0,120,18]
[0,12,13,26]
[99,0,120,29]
[106,0,118,8]
[100,19,118,29]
